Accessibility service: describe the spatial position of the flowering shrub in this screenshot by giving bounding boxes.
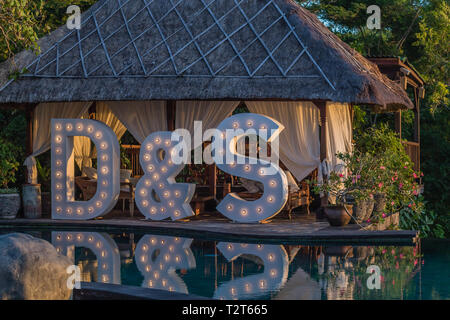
[355,126,443,237]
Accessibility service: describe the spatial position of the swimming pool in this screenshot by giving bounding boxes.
[1,229,448,300]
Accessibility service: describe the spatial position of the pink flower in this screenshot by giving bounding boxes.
[421,172,424,177]
[357,175,361,179]
[380,166,386,170]
[367,219,371,223]
[408,203,412,208]
[392,280,395,285]
[400,254,404,259]
[413,173,418,178]
[414,259,418,266]
[378,182,383,188]
[395,262,399,269]
[391,201,395,205]
[339,173,344,178]
[399,183,403,189]
[404,166,408,169]
[382,249,387,254]
[391,249,395,255]
[382,213,386,218]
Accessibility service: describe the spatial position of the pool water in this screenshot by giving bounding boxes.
[1,229,449,300]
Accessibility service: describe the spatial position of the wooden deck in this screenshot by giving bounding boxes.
[0,213,418,245]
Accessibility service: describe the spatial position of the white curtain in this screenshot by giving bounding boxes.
[175,100,240,149]
[246,101,321,182]
[326,102,353,174]
[105,101,167,143]
[73,112,93,170]
[23,102,92,184]
[96,102,127,140]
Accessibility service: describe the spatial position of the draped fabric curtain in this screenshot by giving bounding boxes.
[96,102,127,141]
[326,102,353,174]
[73,102,127,169]
[105,101,167,143]
[175,101,240,149]
[73,113,93,170]
[23,102,92,184]
[245,101,321,182]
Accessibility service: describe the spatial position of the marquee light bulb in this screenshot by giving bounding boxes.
[214,242,289,300]
[215,113,288,223]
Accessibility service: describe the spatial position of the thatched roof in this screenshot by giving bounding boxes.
[0,0,413,110]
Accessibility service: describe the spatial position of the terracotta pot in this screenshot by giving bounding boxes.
[0,193,21,219]
[324,205,352,227]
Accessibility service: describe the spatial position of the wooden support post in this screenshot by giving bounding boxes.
[316,101,328,162]
[208,164,217,200]
[166,100,176,131]
[315,101,328,207]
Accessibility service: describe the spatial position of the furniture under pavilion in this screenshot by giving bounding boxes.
[0,0,419,219]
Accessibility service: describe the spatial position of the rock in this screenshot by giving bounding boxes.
[0,233,72,300]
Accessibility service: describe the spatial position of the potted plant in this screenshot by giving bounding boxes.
[336,151,385,224]
[310,171,354,227]
[0,138,20,219]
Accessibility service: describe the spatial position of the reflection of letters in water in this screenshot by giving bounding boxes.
[135,235,196,294]
[213,243,289,300]
[52,232,121,284]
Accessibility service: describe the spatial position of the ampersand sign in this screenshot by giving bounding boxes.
[135,132,195,220]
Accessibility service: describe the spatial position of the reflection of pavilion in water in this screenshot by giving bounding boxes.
[51,232,419,300]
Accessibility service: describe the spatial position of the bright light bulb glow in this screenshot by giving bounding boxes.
[51,119,120,220]
[135,235,195,294]
[52,232,120,284]
[136,131,195,221]
[214,243,288,300]
[215,114,288,223]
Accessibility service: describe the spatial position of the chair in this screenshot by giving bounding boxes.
[75,176,135,217]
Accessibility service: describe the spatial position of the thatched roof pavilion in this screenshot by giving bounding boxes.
[0,0,418,218]
[0,0,412,110]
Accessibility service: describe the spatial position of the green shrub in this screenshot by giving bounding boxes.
[355,126,443,238]
[0,137,20,189]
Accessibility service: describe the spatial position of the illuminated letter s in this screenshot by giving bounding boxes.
[214,114,288,223]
